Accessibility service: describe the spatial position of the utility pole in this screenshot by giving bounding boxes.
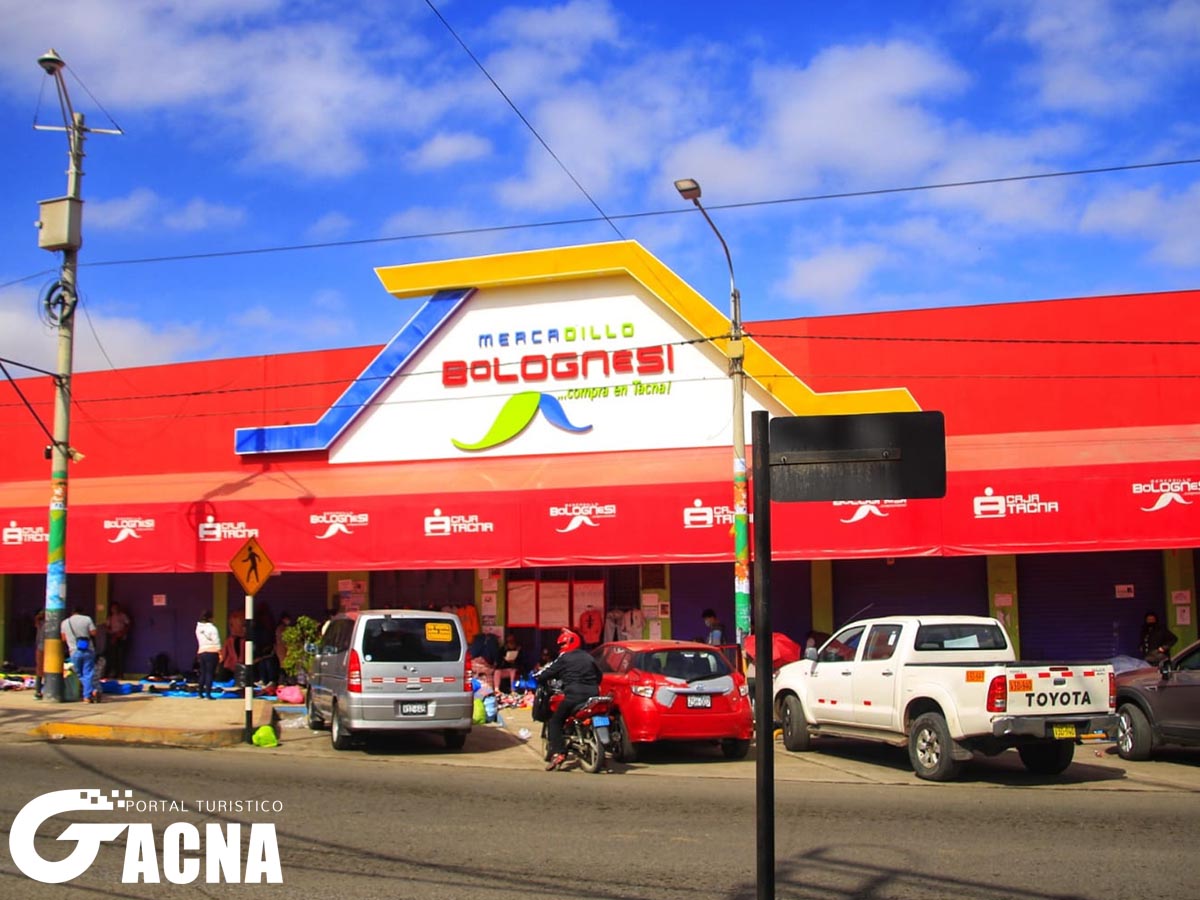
[33,49,119,701]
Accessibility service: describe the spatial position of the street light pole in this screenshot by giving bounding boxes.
[674,178,751,646]
[33,49,117,700]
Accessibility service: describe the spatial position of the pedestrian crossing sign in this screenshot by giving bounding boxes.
[230,536,274,596]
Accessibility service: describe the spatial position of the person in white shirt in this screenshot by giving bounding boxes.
[195,610,222,700]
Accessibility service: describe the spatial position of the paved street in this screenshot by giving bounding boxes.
[1,729,1198,900]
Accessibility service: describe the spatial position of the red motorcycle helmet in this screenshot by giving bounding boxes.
[556,628,582,654]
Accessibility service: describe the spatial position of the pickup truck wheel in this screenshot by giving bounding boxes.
[908,712,962,781]
[781,695,811,752]
[1117,703,1153,761]
[1017,740,1074,775]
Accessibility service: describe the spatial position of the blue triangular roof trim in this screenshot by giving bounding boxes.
[234,288,474,455]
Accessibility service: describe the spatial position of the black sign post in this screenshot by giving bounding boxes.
[751,409,946,899]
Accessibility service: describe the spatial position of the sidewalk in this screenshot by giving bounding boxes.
[0,683,275,748]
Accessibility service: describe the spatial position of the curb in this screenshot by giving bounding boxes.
[27,699,277,749]
[33,722,248,748]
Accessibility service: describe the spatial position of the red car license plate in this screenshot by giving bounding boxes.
[686,694,712,708]
[399,701,428,716]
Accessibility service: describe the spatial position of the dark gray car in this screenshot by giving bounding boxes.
[1115,638,1200,760]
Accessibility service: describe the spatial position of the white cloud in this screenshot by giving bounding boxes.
[409,132,492,171]
[230,302,353,342]
[306,211,353,240]
[775,244,890,309]
[661,41,968,202]
[1003,0,1200,113]
[85,188,161,230]
[1080,181,1200,266]
[163,198,246,231]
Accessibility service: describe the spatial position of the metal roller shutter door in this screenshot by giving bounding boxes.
[832,557,988,627]
[1016,551,1163,662]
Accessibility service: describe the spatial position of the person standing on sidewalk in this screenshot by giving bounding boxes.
[196,610,221,700]
[61,606,99,703]
[104,601,132,680]
[33,609,46,699]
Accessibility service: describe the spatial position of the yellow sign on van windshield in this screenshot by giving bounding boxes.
[425,622,452,642]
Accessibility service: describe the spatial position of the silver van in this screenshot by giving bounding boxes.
[306,609,473,750]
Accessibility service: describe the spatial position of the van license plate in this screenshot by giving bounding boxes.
[1052,724,1076,739]
[686,695,712,708]
[399,702,428,716]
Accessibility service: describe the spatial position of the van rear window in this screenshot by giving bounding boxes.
[362,618,462,663]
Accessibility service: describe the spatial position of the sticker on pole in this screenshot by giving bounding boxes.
[230,536,274,596]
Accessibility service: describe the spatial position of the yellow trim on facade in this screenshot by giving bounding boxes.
[375,241,919,417]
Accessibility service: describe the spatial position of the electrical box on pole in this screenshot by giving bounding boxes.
[36,197,82,251]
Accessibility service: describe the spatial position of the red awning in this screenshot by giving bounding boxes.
[2,460,1196,573]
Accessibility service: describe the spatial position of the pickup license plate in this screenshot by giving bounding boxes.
[686,694,712,708]
[398,701,428,716]
[1052,724,1077,739]
[591,715,610,727]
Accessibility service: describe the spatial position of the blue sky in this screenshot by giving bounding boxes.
[1,0,1198,374]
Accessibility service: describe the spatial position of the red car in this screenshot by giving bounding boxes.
[591,640,754,761]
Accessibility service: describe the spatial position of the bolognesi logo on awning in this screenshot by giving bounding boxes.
[105,517,156,544]
[311,511,369,539]
[551,502,617,533]
[1132,477,1199,512]
[7,788,282,884]
[833,500,907,524]
[2,521,48,546]
[424,508,495,536]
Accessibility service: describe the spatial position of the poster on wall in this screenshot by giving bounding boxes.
[481,592,498,618]
[574,580,605,643]
[539,582,570,629]
[507,581,537,626]
[1177,605,1192,627]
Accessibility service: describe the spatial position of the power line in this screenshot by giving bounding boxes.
[422,0,625,240]
[2,155,1195,279]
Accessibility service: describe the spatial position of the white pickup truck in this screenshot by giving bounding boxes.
[772,615,1119,781]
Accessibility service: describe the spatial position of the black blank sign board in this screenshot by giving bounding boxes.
[769,411,946,502]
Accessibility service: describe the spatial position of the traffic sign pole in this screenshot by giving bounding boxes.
[229,536,274,744]
[244,592,254,744]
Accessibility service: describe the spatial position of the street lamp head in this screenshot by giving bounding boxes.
[37,49,65,76]
[674,178,702,202]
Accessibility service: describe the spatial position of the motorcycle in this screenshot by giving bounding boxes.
[533,678,616,774]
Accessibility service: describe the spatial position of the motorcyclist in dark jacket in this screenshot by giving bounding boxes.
[539,628,602,770]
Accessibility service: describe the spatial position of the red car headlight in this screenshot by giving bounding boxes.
[631,685,653,699]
